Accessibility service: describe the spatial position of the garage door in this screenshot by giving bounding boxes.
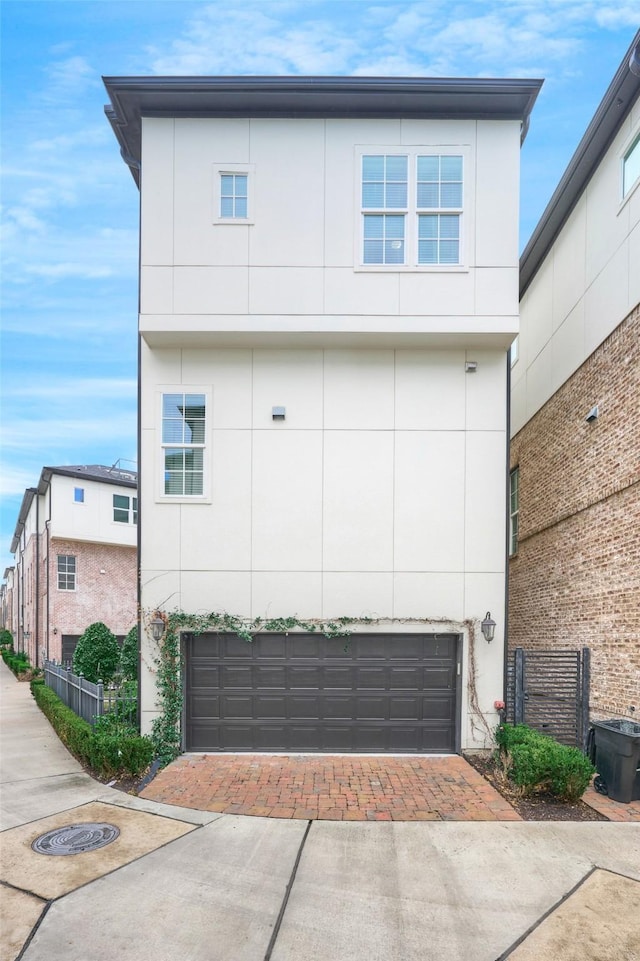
[185,632,460,753]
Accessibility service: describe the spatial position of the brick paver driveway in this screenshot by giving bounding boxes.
[140,754,522,821]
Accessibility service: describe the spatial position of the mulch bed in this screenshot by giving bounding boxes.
[464,752,606,821]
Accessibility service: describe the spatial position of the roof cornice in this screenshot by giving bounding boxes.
[103,75,543,186]
[520,30,640,297]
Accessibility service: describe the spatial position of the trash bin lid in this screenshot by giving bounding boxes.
[591,719,640,737]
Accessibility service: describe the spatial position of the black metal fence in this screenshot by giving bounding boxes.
[43,661,136,728]
[506,648,590,750]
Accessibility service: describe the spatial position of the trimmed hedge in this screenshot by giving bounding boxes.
[2,647,37,678]
[495,723,594,802]
[30,679,154,779]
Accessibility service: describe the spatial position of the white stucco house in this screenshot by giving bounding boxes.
[105,75,541,754]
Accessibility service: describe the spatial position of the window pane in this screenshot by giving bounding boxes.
[220,175,234,194]
[164,473,184,496]
[440,183,462,208]
[385,215,404,239]
[386,155,407,180]
[362,183,384,208]
[441,156,462,180]
[363,239,384,264]
[417,156,439,180]
[162,420,184,443]
[440,215,460,239]
[235,197,247,218]
[220,197,234,217]
[439,240,459,264]
[74,487,84,503]
[418,239,437,263]
[385,239,405,263]
[114,509,129,523]
[419,215,437,239]
[234,174,248,197]
[184,449,203,471]
[623,137,640,196]
[385,182,407,207]
[362,155,384,179]
[363,215,383,238]
[417,183,439,208]
[113,495,129,508]
[184,473,204,495]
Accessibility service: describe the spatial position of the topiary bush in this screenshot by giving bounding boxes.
[73,621,120,685]
[120,625,138,682]
[0,628,13,648]
[495,723,595,802]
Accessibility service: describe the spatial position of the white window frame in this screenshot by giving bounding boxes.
[509,467,519,557]
[113,493,137,525]
[355,146,469,271]
[157,387,211,503]
[212,163,255,224]
[57,555,76,591]
[621,131,640,201]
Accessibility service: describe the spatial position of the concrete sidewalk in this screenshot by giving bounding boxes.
[1,660,639,961]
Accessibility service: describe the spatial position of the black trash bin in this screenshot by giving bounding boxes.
[591,719,640,803]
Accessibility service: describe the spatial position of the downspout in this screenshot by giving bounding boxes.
[503,352,512,709]
[45,520,51,662]
[35,493,40,668]
[136,161,142,734]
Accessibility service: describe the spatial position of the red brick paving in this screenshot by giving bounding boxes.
[140,754,523,821]
[582,783,640,822]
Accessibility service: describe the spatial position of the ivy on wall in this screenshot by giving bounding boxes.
[145,610,494,765]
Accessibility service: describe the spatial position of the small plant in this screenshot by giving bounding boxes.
[0,628,13,648]
[73,622,120,685]
[495,723,594,802]
[2,647,39,679]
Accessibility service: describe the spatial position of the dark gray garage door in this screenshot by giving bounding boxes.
[185,632,460,753]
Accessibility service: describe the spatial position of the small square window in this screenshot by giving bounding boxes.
[213,164,254,224]
[74,487,84,503]
[623,134,640,198]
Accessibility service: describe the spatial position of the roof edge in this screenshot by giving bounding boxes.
[520,30,640,298]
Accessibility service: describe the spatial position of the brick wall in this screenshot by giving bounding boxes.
[509,305,640,721]
[48,538,137,663]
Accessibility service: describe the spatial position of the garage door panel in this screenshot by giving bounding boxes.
[255,666,286,688]
[254,695,286,718]
[191,694,220,718]
[185,633,459,753]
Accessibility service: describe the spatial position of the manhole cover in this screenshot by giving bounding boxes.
[32,823,120,856]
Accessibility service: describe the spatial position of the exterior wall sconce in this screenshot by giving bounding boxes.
[272,406,286,420]
[150,615,166,642]
[481,612,496,643]
[586,405,599,423]
[465,361,477,373]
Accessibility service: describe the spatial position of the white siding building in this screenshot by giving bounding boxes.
[106,76,541,753]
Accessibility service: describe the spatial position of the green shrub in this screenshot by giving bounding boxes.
[30,680,153,779]
[73,622,120,684]
[120,626,138,682]
[2,648,36,678]
[0,628,13,648]
[495,723,594,802]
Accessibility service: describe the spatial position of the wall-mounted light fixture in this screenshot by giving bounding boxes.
[465,361,477,373]
[150,614,166,642]
[272,406,286,420]
[481,612,496,643]
[585,405,599,423]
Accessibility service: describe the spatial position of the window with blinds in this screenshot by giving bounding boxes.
[162,393,206,496]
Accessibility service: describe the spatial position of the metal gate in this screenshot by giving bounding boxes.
[506,648,590,749]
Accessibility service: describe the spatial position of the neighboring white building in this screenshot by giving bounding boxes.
[105,76,541,753]
[8,465,138,668]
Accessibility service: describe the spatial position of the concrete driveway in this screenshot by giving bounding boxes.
[2,661,639,961]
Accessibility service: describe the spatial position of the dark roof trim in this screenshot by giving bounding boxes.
[520,30,640,297]
[103,75,543,186]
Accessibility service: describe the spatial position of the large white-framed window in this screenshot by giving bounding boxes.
[357,147,466,269]
[509,467,519,557]
[57,555,76,591]
[622,133,640,199]
[212,163,255,224]
[160,391,207,497]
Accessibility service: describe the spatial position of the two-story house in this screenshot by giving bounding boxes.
[105,75,541,753]
[510,32,640,722]
[9,465,138,668]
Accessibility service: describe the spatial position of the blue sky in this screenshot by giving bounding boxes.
[1,0,638,573]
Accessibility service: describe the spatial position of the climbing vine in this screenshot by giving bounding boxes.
[144,609,496,765]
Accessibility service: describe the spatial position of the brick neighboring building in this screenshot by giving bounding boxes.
[7,465,138,668]
[510,32,640,722]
